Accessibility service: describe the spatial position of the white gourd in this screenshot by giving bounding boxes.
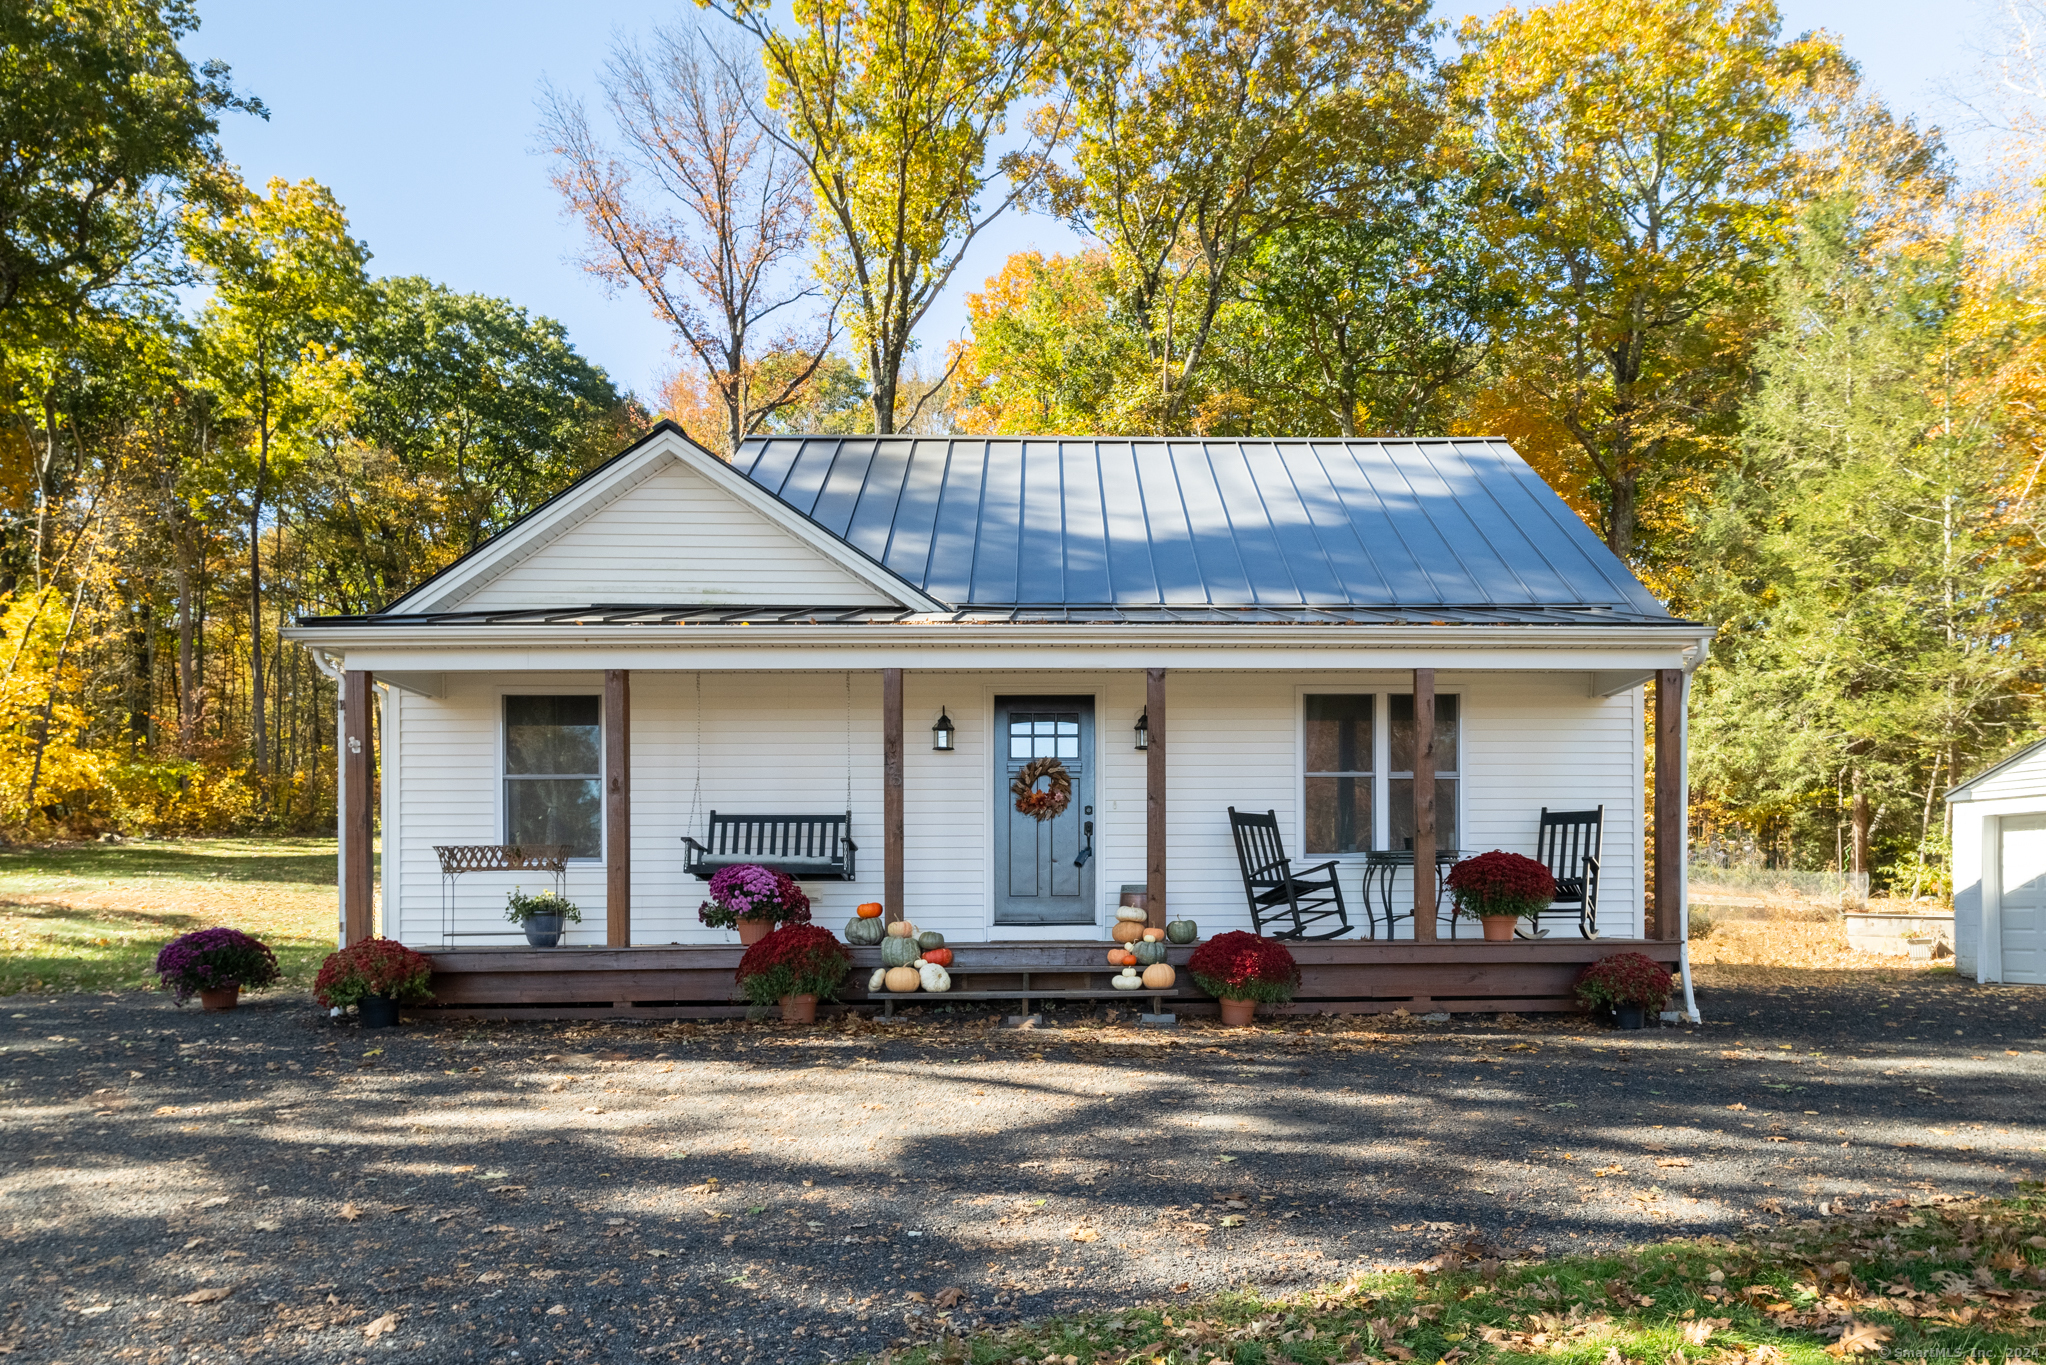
[1114,906,1148,923]
[918,961,952,993]
[1112,966,1143,991]
[869,967,887,991]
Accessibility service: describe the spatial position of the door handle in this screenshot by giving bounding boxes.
[1075,818,1094,868]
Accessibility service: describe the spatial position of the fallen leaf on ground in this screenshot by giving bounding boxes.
[934,1287,963,1308]
[363,1313,399,1340]
[336,1203,362,1222]
[1827,1321,1893,1356]
[1656,1158,1693,1168]
[1726,1103,1747,1111]
[1070,1227,1099,1242]
[489,1186,526,1194]
[1219,1215,1247,1228]
[178,1288,231,1304]
[1593,1165,1625,1177]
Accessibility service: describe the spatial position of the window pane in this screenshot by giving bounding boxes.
[1305,694,1372,773]
[1304,776,1371,855]
[1389,693,1458,775]
[1389,777,1459,853]
[506,695,600,775]
[506,778,601,857]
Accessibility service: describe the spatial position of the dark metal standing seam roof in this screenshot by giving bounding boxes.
[733,436,1671,619]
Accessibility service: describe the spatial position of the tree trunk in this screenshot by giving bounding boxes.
[1605,468,1638,561]
[1850,769,1871,879]
[249,352,270,780]
[173,527,195,754]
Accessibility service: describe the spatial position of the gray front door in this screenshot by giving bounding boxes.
[994,696,1096,925]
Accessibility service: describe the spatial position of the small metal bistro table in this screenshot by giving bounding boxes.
[1358,847,1467,939]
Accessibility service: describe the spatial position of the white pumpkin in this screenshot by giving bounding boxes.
[1114,906,1148,923]
[918,961,952,993]
[869,967,888,991]
[1111,966,1143,991]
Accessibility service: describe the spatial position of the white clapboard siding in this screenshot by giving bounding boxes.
[452,459,895,610]
[381,668,1648,948]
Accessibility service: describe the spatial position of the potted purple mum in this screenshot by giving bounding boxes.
[698,864,811,945]
[153,928,282,1011]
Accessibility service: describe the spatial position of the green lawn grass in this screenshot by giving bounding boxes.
[867,1189,2045,1364]
[0,837,347,995]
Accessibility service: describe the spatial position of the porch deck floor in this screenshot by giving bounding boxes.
[413,937,1680,1020]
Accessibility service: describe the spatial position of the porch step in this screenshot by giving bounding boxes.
[876,987,1183,1016]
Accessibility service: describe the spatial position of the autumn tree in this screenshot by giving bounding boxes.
[1044,0,1437,429]
[1451,0,1838,567]
[702,0,1069,433]
[542,25,830,456]
[184,178,368,780]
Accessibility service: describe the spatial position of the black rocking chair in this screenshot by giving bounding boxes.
[1526,806,1602,938]
[1228,807,1353,940]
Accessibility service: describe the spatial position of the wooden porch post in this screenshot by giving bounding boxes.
[1146,668,1167,927]
[1654,668,1686,940]
[341,670,375,947]
[605,669,631,947]
[883,668,904,922]
[1411,668,1437,941]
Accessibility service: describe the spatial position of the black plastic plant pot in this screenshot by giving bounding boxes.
[359,994,401,1028]
[1615,1003,1646,1030]
[523,914,564,947]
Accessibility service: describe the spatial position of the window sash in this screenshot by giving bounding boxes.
[503,695,603,860]
[1303,692,1459,856]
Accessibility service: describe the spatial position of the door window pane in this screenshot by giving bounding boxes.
[504,695,601,858]
[1009,712,1080,759]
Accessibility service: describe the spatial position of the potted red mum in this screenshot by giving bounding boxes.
[153,928,281,1011]
[1188,930,1299,1026]
[1445,850,1556,941]
[735,923,850,1023]
[316,939,436,1027]
[1574,951,1673,1029]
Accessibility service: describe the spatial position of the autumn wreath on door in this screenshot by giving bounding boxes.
[1011,756,1073,821]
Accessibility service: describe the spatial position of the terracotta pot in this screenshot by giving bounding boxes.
[1217,997,1257,1028]
[198,985,241,1013]
[358,993,401,1028]
[1480,915,1518,942]
[780,994,818,1024]
[736,919,774,946]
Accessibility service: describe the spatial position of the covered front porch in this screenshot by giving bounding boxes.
[325,654,1695,1019]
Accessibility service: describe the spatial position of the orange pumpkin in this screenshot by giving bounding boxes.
[1110,920,1145,943]
[1141,963,1176,989]
[856,902,884,919]
[1106,948,1126,965]
[1140,927,1165,942]
[1119,950,1139,967]
[922,947,953,968]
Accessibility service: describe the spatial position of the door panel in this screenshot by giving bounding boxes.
[2000,815,2046,985]
[994,696,1096,925]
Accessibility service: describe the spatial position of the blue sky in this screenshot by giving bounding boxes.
[186,0,1996,402]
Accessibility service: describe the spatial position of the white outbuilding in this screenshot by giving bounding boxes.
[1947,738,2046,985]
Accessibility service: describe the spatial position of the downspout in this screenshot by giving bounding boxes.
[308,648,350,981]
[1675,639,1707,1026]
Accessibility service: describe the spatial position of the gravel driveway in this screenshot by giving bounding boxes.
[3,971,2041,1364]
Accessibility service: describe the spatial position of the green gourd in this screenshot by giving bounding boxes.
[916,930,945,951]
[1133,939,1168,966]
[880,936,921,968]
[1164,919,1199,944]
[845,917,885,946]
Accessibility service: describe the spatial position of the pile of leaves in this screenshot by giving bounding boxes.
[315,937,436,1008]
[1445,849,1557,919]
[1575,950,1676,1010]
[734,923,850,1005]
[861,1189,2046,1364]
[151,926,280,1003]
[1188,930,1301,1004]
[699,864,812,928]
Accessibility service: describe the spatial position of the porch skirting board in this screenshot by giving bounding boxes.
[410,940,1678,1020]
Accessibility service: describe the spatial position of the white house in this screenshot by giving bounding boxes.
[286,424,1706,1015]
[1947,740,2046,985]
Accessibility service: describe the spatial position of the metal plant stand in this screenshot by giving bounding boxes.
[1359,848,1465,939]
[434,844,569,947]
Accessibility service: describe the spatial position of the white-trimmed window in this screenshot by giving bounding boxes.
[504,695,602,858]
[1303,693,1459,855]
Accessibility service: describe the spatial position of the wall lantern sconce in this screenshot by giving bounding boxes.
[932,707,956,752]
[1134,709,1149,751]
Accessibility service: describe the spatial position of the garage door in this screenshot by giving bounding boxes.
[1998,815,2046,984]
